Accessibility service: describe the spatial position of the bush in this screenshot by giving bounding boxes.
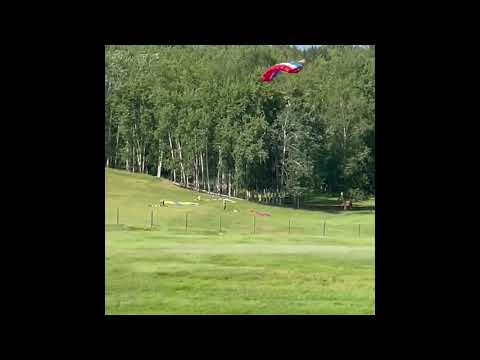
[348,188,369,201]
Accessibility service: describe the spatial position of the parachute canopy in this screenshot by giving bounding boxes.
[261,59,305,82]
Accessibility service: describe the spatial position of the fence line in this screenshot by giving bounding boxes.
[106,208,374,238]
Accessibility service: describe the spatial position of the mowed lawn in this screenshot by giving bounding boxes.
[105,168,375,314]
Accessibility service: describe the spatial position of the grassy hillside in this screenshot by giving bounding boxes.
[105,168,375,314]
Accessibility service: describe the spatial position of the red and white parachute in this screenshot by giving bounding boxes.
[261,59,305,82]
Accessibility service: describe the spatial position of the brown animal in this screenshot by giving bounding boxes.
[250,209,271,217]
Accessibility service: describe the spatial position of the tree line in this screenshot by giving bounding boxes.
[105,45,375,206]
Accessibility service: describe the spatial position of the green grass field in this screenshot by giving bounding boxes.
[105,168,375,314]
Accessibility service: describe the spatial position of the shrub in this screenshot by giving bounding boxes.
[348,188,369,201]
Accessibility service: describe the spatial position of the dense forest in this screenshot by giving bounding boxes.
[105,45,375,206]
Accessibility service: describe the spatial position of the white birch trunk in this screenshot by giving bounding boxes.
[131,145,135,172]
[195,155,199,190]
[106,114,112,167]
[222,171,225,195]
[200,152,205,191]
[126,140,129,171]
[281,117,288,190]
[168,132,176,182]
[205,144,210,193]
[192,158,195,189]
[136,146,142,173]
[343,125,347,191]
[177,139,185,185]
[114,123,120,167]
[217,147,222,193]
[157,151,163,178]
[228,172,231,197]
[141,145,146,173]
[193,136,199,190]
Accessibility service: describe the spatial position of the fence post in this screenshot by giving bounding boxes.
[323,220,326,237]
[150,210,153,228]
[117,208,119,225]
[253,215,256,234]
[219,215,222,233]
[289,218,291,234]
[185,213,188,232]
[358,223,361,238]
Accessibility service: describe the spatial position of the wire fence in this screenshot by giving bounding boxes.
[105,207,375,239]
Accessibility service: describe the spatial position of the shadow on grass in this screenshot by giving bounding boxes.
[303,197,342,206]
[301,204,375,214]
[233,199,375,214]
